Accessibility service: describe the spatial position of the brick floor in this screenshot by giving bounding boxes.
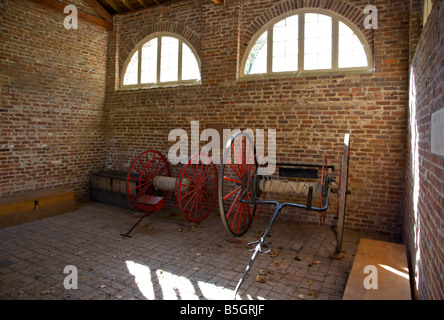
[0,202,390,300]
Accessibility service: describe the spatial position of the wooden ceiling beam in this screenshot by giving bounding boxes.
[83,0,113,23]
[121,0,135,10]
[136,0,148,8]
[27,0,112,29]
[103,0,122,13]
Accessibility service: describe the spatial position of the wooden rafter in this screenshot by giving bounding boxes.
[136,0,148,8]
[83,0,113,23]
[27,0,112,29]
[102,0,122,14]
[121,0,135,10]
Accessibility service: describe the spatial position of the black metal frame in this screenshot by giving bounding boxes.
[232,177,333,298]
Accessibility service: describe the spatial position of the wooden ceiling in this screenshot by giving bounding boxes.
[97,0,181,15]
[96,0,224,15]
[28,0,223,31]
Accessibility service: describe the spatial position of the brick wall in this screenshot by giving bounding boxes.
[1,0,441,299]
[0,0,109,200]
[404,0,444,300]
[106,0,411,239]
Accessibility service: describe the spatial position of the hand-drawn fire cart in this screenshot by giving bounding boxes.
[218,132,350,298]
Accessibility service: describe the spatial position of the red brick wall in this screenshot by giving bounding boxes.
[106,0,411,238]
[0,0,109,199]
[404,0,444,300]
[1,0,441,299]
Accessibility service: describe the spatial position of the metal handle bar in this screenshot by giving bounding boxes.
[233,187,331,299]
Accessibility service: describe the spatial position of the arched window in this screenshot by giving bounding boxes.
[121,33,201,88]
[242,10,373,78]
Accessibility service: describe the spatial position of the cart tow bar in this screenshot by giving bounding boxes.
[233,188,330,300]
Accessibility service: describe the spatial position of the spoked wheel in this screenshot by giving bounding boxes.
[126,150,171,212]
[319,154,328,225]
[177,153,218,222]
[335,133,350,255]
[219,132,260,237]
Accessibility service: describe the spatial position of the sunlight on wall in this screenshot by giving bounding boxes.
[409,66,421,293]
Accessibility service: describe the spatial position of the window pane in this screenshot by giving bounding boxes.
[272,15,298,72]
[244,31,268,74]
[141,38,158,84]
[123,51,138,85]
[182,43,200,80]
[304,13,332,70]
[160,36,179,82]
[338,22,367,68]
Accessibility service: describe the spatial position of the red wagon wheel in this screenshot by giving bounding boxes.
[126,150,171,212]
[219,132,260,236]
[177,153,218,222]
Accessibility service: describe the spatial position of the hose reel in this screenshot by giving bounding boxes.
[122,150,218,237]
[218,131,351,298]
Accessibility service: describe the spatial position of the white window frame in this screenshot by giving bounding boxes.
[120,32,202,89]
[240,9,374,80]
